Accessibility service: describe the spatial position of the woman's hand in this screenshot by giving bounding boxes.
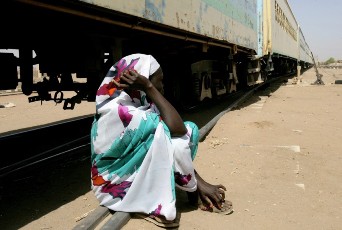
[195,170,227,210]
[115,69,152,91]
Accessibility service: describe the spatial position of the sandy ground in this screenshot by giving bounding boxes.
[1,67,342,230]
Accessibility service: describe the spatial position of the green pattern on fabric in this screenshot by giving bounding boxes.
[90,115,100,163]
[91,112,171,179]
[170,167,176,201]
[184,121,199,160]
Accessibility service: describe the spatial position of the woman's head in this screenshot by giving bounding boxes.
[117,53,164,94]
[149,67,164,95]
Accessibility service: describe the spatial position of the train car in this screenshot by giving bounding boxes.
[259,0,313,78]
[298,28,313,68]
[0,0,313,110]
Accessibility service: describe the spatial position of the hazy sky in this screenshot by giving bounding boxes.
[288,0,342,62]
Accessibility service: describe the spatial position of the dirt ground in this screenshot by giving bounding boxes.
[1,67,342,230]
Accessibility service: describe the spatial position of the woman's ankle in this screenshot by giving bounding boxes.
[186,190,199,206]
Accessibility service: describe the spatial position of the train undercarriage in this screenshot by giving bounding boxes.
[0,1,307,110]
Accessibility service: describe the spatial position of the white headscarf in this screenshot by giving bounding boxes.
[111,53,160,79]
[95,53,160,107]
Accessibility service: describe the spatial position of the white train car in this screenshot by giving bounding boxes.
[0,0,313,109]
[299,28,313,65]
[265,0,298,58]
[259,0,313,77]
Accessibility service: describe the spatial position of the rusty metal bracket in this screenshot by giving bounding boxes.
[310,52,324,85]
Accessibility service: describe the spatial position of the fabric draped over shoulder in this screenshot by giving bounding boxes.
[90,54,199,221]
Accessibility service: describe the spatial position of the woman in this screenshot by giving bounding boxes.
[90,53,232,227]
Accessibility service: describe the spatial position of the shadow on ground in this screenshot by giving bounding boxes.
[0,154,91,230]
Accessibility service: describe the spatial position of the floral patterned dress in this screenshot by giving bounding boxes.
[90,54,199,221]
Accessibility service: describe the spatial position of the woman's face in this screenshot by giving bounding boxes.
[150,67,164,95]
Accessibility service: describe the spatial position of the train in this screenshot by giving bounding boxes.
[0,0,313,110]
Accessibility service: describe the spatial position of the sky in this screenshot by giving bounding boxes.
[287,0,342,62]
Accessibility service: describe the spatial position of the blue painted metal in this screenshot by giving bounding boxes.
[79,0,258,52]
[256,0,263,57]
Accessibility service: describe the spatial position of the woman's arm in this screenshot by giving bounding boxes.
[119,69,187,137]
[144,83,187,136]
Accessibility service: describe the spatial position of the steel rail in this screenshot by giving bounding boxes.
[0,136,90,179]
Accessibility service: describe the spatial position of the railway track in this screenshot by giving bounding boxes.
[0,74,292,229]
[0,115,94,182]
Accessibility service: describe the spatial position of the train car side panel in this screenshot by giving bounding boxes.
[270,0,298,59]
[299,28,313,64]
[261,0,272,56]
[79,0,258,51]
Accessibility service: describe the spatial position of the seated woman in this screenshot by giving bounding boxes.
[90,53,232,227]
